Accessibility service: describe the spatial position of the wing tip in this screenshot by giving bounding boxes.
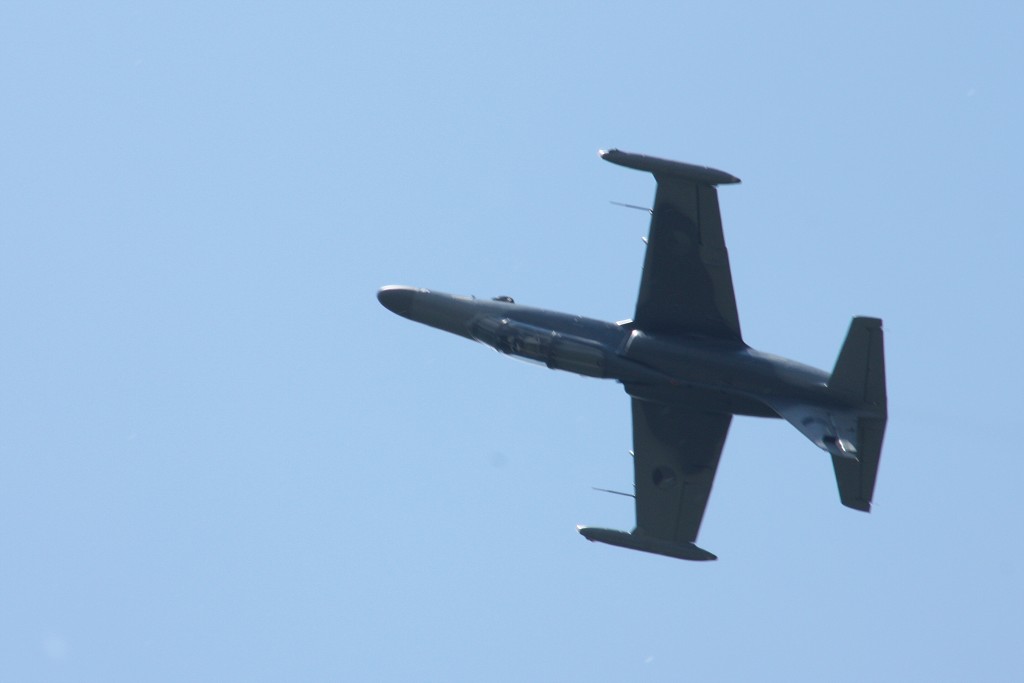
[599,148,741,185]
[577,526,718,561]
[841,498,872,513]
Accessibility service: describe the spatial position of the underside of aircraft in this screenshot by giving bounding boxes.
[378,149,887,561]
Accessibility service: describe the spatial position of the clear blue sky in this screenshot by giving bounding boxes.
[2,3,1022,681]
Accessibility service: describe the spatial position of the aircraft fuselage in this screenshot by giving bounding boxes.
[378,286,845,419]
[378,150,887,560]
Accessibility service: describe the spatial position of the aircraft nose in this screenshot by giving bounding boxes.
[377,286,417,317]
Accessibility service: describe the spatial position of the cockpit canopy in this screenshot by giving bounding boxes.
[492,295,515,304]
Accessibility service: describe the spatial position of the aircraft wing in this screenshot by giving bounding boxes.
[601,149,743,342]
[579,400,729,560]
[632,399,731,544]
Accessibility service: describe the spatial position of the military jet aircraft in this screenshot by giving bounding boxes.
[378,149,887,561]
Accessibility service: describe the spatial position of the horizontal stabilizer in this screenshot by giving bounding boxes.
[764,317,887,512]
[829,317,887,511]
[577,526,717,561]
[830,317,886,410]
[599,149,741,185]
[832,417,886,512]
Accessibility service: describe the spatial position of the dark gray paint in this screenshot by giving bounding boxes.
[378,149,888,561]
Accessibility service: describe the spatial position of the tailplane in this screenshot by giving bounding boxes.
[828,317,887,511]
[830,317,886,411]
[764,318,888,512]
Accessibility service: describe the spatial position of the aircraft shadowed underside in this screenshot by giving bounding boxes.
[378,149,887,561]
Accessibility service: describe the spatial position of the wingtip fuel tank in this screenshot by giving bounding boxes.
[577,526,718,561]
[599,148,741,185]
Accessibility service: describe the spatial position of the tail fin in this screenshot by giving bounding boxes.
[828,317,888,511]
